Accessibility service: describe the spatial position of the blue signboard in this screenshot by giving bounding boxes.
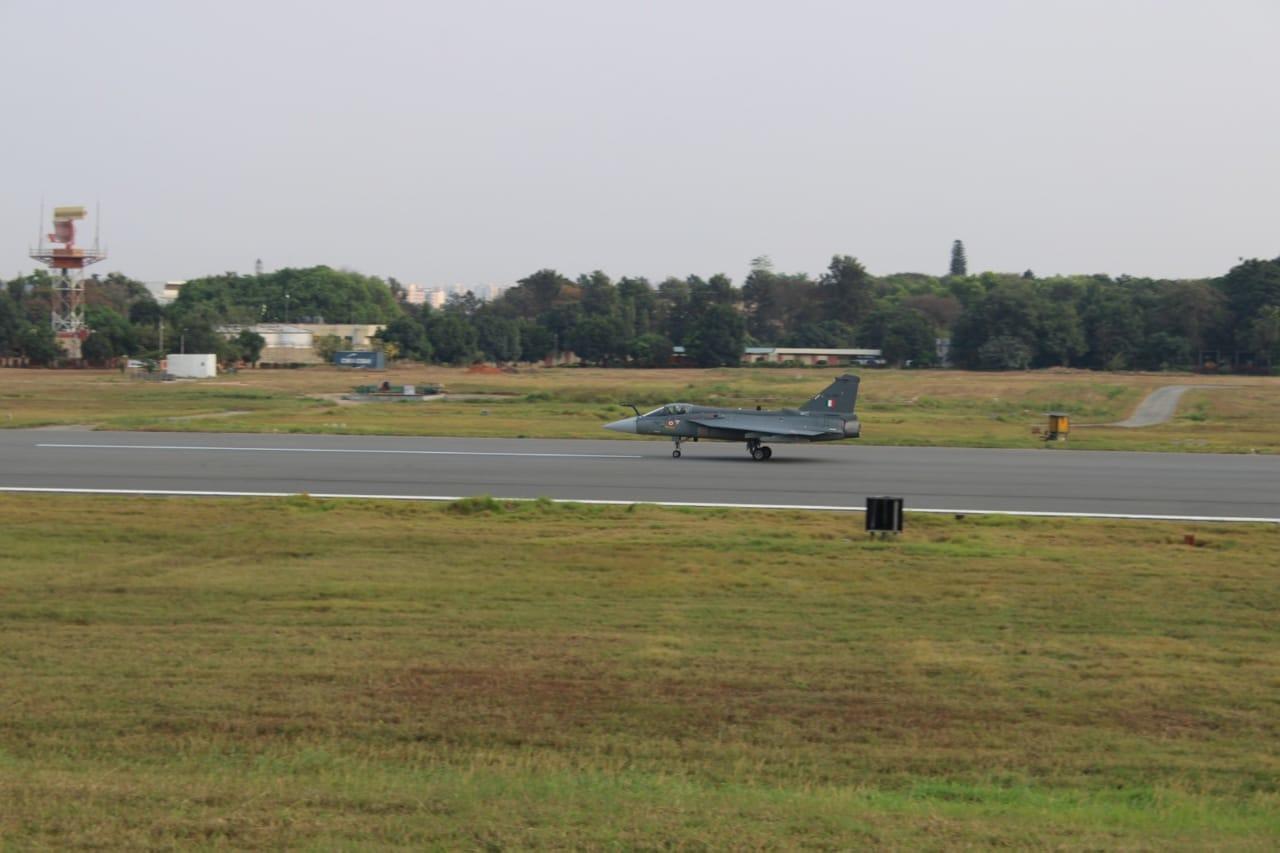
[333,350,385,369]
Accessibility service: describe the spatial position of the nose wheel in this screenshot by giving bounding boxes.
[672,438,683,458]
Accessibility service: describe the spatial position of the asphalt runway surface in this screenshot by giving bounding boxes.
[2,429,1278,521]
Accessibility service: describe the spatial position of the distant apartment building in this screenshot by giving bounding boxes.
[473,283,509,301]
[401,283,442,307]
[401,284,447,308]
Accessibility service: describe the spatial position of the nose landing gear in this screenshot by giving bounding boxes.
[672,438,683,458]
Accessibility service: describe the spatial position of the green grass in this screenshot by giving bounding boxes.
[3,365,1279,452]
[2,495,1278,847]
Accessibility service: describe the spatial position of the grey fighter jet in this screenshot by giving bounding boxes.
[603,374,861,460]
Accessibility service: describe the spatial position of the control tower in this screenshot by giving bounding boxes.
[29,205,106,359]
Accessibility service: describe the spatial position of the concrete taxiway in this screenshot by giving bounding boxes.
[1,429,1278,521]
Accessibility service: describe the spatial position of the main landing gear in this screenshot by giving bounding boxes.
[669,438,772,460]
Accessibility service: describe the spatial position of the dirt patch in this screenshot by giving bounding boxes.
[164,410,254,421]
[369,662,1005,742]
[335,392,515,404]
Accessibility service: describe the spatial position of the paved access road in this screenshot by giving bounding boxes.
[2,429,1278,520]
[1111,385,1193,428]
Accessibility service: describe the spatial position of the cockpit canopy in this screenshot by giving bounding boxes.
[643,403,692,417]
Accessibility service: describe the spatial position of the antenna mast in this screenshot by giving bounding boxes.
[29,205,107,360]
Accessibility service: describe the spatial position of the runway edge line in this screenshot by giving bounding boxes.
[1,485,1277,524]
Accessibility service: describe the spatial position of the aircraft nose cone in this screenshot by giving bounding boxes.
[603,416,638,434]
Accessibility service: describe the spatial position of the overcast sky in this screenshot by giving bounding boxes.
[3,0,1277,287]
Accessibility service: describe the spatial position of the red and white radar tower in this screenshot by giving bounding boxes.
[30,205,106,359]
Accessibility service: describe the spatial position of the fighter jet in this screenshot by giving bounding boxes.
[603,374,861,460]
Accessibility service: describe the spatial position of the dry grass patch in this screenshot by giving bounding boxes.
[0,495,1277,846]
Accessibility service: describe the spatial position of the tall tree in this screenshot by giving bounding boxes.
[1247,305,1280,364]
[949,240,968,277]
[510,268,571,319]
[1080,284,1144,369]
[427,313,478,364]
[689,273,736,313]
[577,271,618,318]
[81,332,116,365]
[817,255,873,327]
[232,330,266,365]
[857,306,938,366]
[629,332,674,367]
[474,313,521,363]
[1217,257,1280,350]
[685,304,745,367]
[84,306,139,357]
[617,276,656,338]
[1155,280,1226,352]
[376,316,430,361]
[518,321,556,362]
[86,272,153,316]
[949,279,1042,368]
[656,277,692,344]
[17,324,62,365]
[568,316,626,366]
[0,292,24,355]
[174,266,400,324]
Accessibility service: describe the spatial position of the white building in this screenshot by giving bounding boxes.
[166,353,217,378]
[143,281,187,305]
[217,323,386,365]
[740,347,883,366]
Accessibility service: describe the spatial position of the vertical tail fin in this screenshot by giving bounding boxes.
[799,374,860,414]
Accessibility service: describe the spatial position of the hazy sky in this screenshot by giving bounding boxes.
[3,0,1277,286]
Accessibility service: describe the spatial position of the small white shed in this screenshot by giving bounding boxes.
[167,353,217,378]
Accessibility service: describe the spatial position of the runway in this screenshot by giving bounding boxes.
[3,429,1279,521]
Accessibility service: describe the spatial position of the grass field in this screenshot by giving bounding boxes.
[1,365,1278,453]
[1,495,1277,847]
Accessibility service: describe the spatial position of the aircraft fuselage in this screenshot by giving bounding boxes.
[627,405,857,443]
[602,374,862,459]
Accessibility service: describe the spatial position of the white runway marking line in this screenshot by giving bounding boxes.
[0,486,1277,523]
[35,442,642,460]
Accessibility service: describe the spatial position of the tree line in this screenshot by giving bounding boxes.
[378,254,1280,371]
[1,253,1278,371]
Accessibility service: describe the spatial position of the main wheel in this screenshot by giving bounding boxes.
[672,449,682,458]
[751,447,765,461]
[761,446,773,460]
